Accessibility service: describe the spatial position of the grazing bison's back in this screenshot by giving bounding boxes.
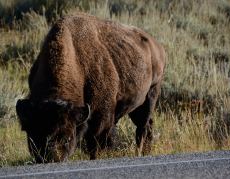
[45,14,164,117]
[30,13,164,117]
[18,13,165,162]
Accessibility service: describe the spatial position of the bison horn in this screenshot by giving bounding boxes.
[86,103,91,120]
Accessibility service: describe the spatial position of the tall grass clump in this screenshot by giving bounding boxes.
[0,11,48,64]
[0,62,31,166]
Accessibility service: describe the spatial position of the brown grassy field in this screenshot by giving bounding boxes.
[0,0,230,166]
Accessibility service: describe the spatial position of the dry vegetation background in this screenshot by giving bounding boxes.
[0,0,230,166]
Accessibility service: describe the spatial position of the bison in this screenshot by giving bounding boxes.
[16,12,165,163]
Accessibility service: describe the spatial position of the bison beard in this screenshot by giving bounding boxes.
[16,12,165,163]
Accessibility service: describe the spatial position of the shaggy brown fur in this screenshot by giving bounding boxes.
[16,12,165,162]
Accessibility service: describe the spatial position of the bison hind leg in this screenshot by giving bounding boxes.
[129,83,161,156]
[130,113,153,157]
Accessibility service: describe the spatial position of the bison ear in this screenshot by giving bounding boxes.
[71,104,91,123]
[16,99,33,131]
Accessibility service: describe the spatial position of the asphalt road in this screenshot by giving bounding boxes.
[1,150,230,179]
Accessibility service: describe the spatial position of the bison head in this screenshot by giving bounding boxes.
[16,99,90,163]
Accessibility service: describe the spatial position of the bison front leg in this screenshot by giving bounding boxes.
[98,127,115,150]
[85,111,115,159]
[129,83,161,156]
[85,132,98,160]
